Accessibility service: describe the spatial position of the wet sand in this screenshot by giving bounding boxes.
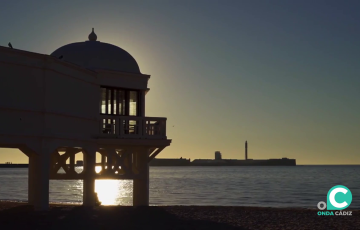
[0,201,359,230]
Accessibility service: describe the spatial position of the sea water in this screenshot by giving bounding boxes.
[0,165,359,209]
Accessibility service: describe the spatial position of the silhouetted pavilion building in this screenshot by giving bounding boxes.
[0,28,171,210]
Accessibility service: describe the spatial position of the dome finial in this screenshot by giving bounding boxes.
[88,28,97,41]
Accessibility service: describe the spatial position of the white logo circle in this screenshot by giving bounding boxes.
[329,187,348,208]
[317,201,326,210]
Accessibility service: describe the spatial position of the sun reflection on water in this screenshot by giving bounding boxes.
[94,166,133,206]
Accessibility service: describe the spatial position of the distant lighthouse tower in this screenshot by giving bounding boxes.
[245,141,248,160]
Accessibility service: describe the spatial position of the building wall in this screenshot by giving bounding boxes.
[0,53,45,111]
[0,48,98,141]
[0,47,152,145]
[0,51,46,139]
[0,110,44,137]
[43,62,98,139]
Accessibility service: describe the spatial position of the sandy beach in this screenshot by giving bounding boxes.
[0,201,359,230]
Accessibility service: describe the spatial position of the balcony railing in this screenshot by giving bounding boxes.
[97,115,167,139]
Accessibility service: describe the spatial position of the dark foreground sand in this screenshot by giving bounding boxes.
[0,202,359,230]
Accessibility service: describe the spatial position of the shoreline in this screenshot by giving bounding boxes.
[0,200,319,209]
[0,201,359,230]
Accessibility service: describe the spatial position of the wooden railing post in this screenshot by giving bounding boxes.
[115,117,119,136]
[119,117,123,137]
[138,118,143,137]
[143,119,147,137]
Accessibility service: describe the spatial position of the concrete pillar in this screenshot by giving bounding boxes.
[133,149,149,206]
[28,155,35,205]
[83,147,96,206]
[28,148,52,211]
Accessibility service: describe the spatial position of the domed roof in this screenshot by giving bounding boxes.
[50,28,141,74]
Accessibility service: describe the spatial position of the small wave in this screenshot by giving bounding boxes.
[0,199,27,203]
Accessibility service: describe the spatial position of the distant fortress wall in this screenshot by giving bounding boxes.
[149,158,191,166]
[190,158,296,166]
[148,158,296,166]
[1,158,296,167]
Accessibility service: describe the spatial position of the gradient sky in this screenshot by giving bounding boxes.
[0,0,359,164]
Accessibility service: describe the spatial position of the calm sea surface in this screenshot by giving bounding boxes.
[0,166,359,209]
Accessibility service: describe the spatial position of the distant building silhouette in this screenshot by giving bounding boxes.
[215,151,222,160]
[245,141,248,160]
[149,141,296,167]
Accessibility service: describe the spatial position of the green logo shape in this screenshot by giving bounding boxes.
[327,185,352,210]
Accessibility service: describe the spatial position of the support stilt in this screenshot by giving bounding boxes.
[133,149,149,206]
[28,155,35,205]
[83,148,96,206]
[28,148,52,211]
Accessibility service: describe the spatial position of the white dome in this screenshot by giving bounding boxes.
[50,28,141,74]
